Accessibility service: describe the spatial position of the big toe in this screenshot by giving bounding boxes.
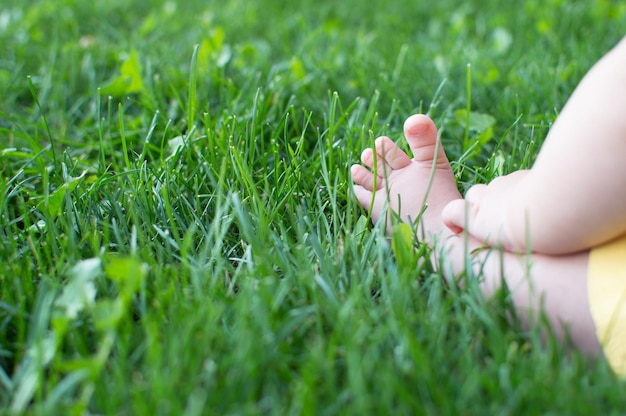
[403,114,448,165]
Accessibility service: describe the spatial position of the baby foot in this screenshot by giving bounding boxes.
[442,170,530,251]
[351,114,462,243]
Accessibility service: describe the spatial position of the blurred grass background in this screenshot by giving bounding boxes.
[1,0,626,414]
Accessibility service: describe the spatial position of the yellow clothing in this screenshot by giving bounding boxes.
[588,235,626,375]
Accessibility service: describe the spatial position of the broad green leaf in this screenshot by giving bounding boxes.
[391,223,415,269]
[197,28,230,70]
[353,215,369,238]
[476,126,495,146]
[36,171,86,218]
[492,27,513,54]
[100,50,145,97]
[105,256,148,294]
[54,258,101,320]
[93,299,124,330]
[454,109,496,133]
[167,135,185,158]
[41,182,68,218]
[290,57,306,80]
[1,148,35,159]
[11,336,57,413]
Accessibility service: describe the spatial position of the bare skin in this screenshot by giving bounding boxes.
[351,114,461,241]
[442,36,626,255]
[351,114,600,354]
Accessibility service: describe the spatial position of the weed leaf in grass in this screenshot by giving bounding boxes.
[455,109,496,156]
[10,260,102,412]
[54,258,101,320]
[391,222,416,272]
[35,170,86,219]
[101,50,145,97]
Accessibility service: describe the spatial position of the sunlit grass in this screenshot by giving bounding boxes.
[1,0,626,413]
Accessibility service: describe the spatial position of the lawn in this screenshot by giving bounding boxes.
[1,0,626,414]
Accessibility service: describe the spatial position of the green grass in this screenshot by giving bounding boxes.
[1,0,626,413]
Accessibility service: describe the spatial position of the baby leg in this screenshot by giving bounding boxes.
[444,36,626,254]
